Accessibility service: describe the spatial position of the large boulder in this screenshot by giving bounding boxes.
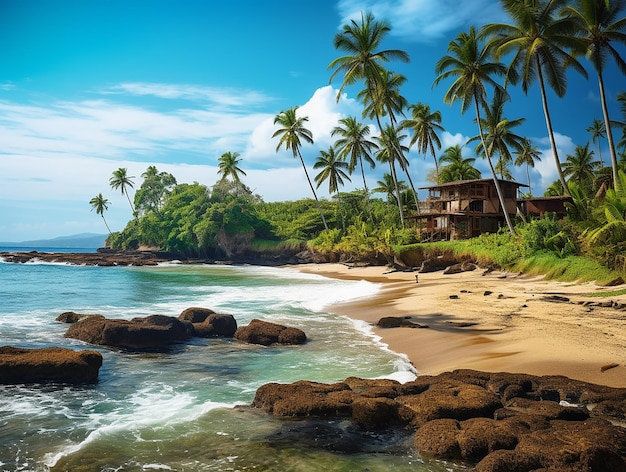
[178,307,215,323]
[234,319,306,346]
[0,346,103,384]
[65,314,192,350]
[179,308,237,337]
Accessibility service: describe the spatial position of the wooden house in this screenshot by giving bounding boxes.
[416,178,528,241]
[518,196,572,219]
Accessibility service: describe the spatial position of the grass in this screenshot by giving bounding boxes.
[249,238,305,251]
[395,237,625,287]
[587,288,626,297]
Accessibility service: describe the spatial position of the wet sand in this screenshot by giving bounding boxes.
[299,263,626,388]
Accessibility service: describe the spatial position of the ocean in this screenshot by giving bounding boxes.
[0,250,462,471]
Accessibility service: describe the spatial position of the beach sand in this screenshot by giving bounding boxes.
[299,263,626,388]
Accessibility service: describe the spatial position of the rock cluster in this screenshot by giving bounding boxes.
[61,309,306,350]
[252,369,626,471]
[0,346,102,384]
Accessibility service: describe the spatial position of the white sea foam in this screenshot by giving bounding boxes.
[44,385,242,468]
[346,317,418,382]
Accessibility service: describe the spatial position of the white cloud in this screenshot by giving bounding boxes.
[0,83,366,240]
[245,85,360,163]
[441,131,470,150]
[103,82,274,108]
[534,132,576,191]
[336,0,507,42]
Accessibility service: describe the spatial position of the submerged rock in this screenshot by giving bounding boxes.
[0,346,103,384]
[251,369,626,471]
[235,319,306,346]
[56,311,104,323]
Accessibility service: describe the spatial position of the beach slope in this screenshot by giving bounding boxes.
[300,264,626,388]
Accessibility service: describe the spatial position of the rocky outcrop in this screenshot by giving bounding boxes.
[65,314,192,350]
[0,346,103,384]
[178,307,237,337]
[234,319,307,346]
[443,261,478,275]
[252,369,626,471]
[0,249,184,266]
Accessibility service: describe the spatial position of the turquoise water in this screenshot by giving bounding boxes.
[0,256,463,471]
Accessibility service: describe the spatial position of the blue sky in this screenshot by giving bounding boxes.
[1,0,624,241]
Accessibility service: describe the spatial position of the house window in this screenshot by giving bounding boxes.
[469,200,483,212]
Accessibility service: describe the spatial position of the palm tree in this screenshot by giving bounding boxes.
[328,12,409,225]
[328,12,409,102]
[360,70,416,222]
[514,137,541,195]
[434,26,516,234]
[563,142,600,190]
[468,88,526,179]
[483,0,588,195]
[438,145,482,183]
[375,125,412,219]
[587,118,607,168]
[273,106,328,231]
[313,146,351,195]
[373,173,408,205]
[331,116,378,220]
[358,70,408,127]
[401,102,444,178]
[89,193,112,235]
[217,151,247,183]
[564,0,626,188]
[109,167,136,215]
[314,147,351,231]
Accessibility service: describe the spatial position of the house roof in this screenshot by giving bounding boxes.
[419,178,529,190]
[518,195,573,202]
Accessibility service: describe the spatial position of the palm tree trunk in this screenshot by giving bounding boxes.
[474,97,515,235]
[536,58,570,196]
[389,159,405,227]
[404,170,421,216]
[298,151,329,231]
[598,70,619,190]
[101,215,112,235]
[358,157,374,223]
[374,115,404,227]
[526,163,532,196]
[428,150,440,181]
[124,190,136,215]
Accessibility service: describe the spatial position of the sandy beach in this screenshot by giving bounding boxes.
[299,263,626,388]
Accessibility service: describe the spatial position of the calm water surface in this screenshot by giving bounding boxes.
[0,254,466,471]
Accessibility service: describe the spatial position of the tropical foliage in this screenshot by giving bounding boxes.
[95,5,626,281]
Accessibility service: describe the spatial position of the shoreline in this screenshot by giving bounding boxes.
[299,263,626,388]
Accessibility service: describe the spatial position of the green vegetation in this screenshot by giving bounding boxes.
[90,1,626,285]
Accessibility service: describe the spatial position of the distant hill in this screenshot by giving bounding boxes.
[0,233,108,249]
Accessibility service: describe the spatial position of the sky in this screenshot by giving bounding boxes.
[0,0,624,241]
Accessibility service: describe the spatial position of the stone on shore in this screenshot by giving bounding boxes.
[0,346,103,384]
[65,314,192,350]
[251,369,626,472]
[234,319,306,346]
